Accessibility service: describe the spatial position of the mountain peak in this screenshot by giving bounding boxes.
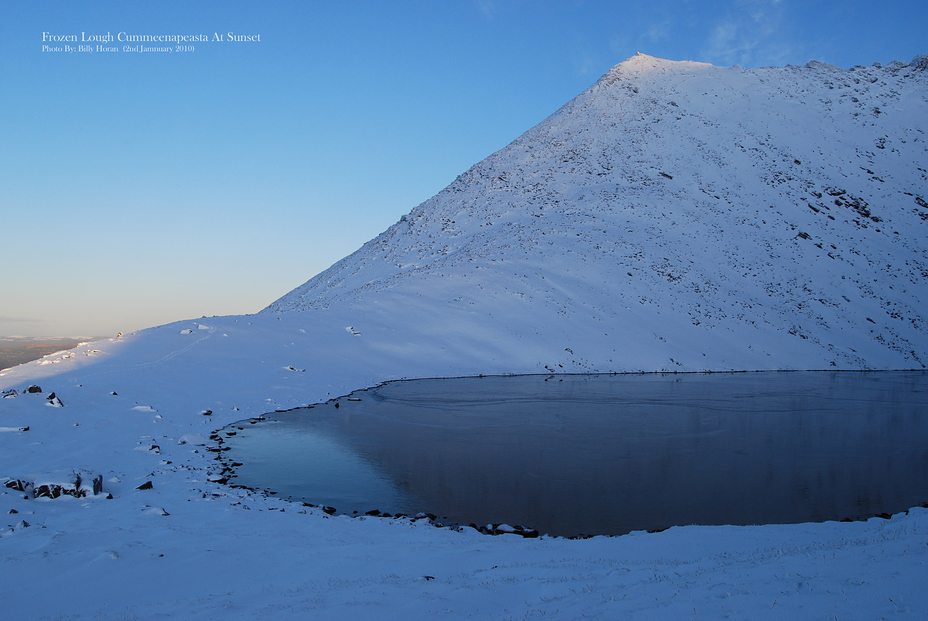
[615,52,673,67]
[595,54,713,86]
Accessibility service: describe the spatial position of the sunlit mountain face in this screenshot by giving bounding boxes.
[266,54,928,372]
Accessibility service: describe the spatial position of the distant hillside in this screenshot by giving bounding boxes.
[0,337,98,372]
[265,54,928,372]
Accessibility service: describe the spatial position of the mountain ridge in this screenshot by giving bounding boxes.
[264,54,928,371]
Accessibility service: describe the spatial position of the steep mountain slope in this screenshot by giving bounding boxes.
[266,54,928,371]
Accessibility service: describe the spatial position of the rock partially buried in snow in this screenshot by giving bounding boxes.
[177,433,207,445]
[3,478,33,494]
[476,523,541,538]
[6,470,104,499]
[32,475,68,499]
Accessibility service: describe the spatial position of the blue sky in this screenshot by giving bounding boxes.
[2,1,926,337]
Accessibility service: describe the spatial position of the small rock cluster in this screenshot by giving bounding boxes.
[4,471,106,499]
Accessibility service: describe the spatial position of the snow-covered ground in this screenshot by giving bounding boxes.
[2,55,927,619]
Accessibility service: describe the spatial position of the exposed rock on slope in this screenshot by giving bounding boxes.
[266,54,928,371]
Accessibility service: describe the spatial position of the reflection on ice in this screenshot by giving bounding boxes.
[224,371,928,537]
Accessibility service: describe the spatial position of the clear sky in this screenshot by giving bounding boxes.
[2,1,926,337]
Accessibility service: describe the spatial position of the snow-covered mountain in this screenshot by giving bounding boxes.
[267,53,928,371]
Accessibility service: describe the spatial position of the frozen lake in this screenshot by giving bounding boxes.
[222,372,928,537]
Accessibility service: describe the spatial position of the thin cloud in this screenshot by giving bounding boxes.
[701,0,792,67]
[474,0,530,22]
[645,20,673,44]
[476,0,496,20]
[0,316,46,324]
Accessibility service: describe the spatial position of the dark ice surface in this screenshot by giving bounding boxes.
[223,372,928,537]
